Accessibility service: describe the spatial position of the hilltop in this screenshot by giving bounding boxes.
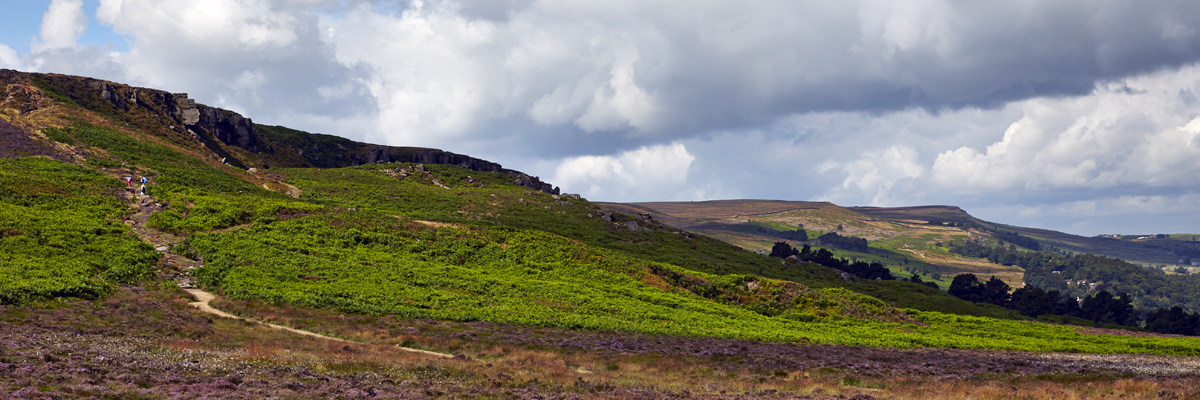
[4,70,1200,398]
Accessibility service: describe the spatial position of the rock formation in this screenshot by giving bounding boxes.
[172,93,257,152]
[1,69,564,194]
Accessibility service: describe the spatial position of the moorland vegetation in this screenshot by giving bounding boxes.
[7,70,1200,398]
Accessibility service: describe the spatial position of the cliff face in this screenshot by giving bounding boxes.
[171,93,256,152]
[0,70,560,194]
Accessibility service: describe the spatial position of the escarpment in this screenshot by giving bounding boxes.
[0,69,559,194]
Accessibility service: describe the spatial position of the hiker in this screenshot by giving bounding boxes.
[124,176,133,189]
[139,176,147,195]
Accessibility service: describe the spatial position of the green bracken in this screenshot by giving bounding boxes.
[0,158,159,304]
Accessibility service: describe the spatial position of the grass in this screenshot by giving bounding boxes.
[181,203,1200,354]
[42,121,322,233]
[275,163,1015,319]
[8,280,1200,399]
[0,157,159,304]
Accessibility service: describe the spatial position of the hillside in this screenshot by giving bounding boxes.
[851,205,1188,265]
[605,201,1190,288]
[602,201,1021,289]
[5,70,1200,398]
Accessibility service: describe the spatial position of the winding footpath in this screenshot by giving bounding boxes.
[116,187,461,360]
[182,288,459,359]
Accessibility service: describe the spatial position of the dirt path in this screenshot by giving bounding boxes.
[119,189,459,360]
[183,288,460,360]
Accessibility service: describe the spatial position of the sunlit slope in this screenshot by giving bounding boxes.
[604,202,1025,288]
[281,165,1014,318]
[609,201,1188,290]
[851,206,1183,265]
[2,69,996,319]
[169,165,1197,354]
[180,207,1200,354]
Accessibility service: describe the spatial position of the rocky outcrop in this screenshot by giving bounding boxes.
[172,93,257,152]
[506,170,559,194]
[410,150,502,172]
[405,150,558,193]
[5,70,564,194]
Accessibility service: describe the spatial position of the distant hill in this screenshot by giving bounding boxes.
[602,201,1190,291]
[849,205,1188,265]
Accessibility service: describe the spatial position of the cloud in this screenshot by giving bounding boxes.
[87,0,375,122]
[931,65,1200,192]
[301,0,1200,156]
[1058,193,1200,218]
[0,45,19,69]
[551,142,697,200]
[16,0,1200,157]
[825,145,924,206]
[8,0,1200,235]
[30,0,88,52]
[968,192,1200,235]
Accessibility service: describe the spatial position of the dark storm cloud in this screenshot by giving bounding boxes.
[634,0,1200,132]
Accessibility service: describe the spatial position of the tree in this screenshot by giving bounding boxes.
[908,273,940,290]
[982,276,1012,307]
[1009,287,1056,317]
[784,227,809,242]
[768,241,798,258]
[1145,306,1200,335]
[1079,291,1135,326]
[949,274,984,302]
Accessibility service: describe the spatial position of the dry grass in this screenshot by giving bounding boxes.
[900,245,1026,288]
[6,285,1200,398]
[197,295,1200,398]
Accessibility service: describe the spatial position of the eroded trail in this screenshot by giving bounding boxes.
[183,288,461,359]
[118,188,461,360]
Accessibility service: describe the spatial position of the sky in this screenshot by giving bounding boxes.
[2,0,1199,236]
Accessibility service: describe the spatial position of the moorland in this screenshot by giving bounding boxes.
[3,70,1200,399]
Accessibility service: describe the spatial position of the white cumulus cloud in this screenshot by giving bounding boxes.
[551,143,696,201]
[30,0,88,52]
[822,145,924,206]
[0,45,20,69]
[932,65,1200,192]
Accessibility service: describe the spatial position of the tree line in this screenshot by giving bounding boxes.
[951,241,1200,314]
[815,232,869,252]
[769,241,894,281]
[991,230,1041,251]
[946,271,1200,336]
